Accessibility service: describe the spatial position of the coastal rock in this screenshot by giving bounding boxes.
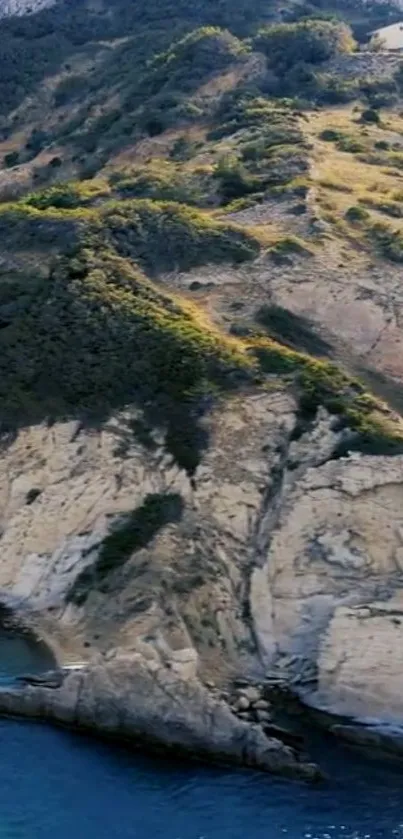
[0,390,402,758]
[330,723,403,757]
[0,654,321,781]
[250,452,403,722]
[234,696,250,712]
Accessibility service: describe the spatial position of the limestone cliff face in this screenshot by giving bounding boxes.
[0,389,403,728]
[250,451,403,721]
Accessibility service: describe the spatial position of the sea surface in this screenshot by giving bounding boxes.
[0,717,401,839]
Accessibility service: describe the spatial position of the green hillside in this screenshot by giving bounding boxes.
[0,0,402,464]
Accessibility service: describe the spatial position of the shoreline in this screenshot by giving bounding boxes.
[0,656,323,782]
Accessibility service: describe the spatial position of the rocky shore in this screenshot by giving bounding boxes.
[0,399,402,779]
[0,654,322,781]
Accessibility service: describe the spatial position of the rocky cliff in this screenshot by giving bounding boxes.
[1,0,403,777]
[1,385,403,752]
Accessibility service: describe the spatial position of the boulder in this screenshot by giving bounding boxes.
[234,695,250,712]
[253,699,271,711]
[239,686,261,703]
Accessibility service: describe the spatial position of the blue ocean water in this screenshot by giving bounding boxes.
[0,718,401,839]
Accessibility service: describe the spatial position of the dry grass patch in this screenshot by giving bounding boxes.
[306,106,403,247]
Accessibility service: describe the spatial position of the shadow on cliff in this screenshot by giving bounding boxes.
[0,250,249,474]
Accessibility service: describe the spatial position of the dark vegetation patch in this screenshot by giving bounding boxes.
[0,198,259,271]
[344,204,403,262]
[360,197,403,219]
[253,19,355,72]
[110,162,214,207]
[255,304,331,356]
[0,0,275,118]
[267,236,313,262]
[0,246,254,469]
[207,93,309,201]
[68,492,185,605]
[250,337,403,454]
[370,221,403,262]
[65,27,248,158]
[345,205,370,223]
[100,200,259,273]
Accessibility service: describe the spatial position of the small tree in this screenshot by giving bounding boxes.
[253,19,356,74]
[214,154,255,202]
[360,107,381,124]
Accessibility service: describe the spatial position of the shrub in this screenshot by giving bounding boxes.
[68,492,185,603]
[24,180,110,210]
[26,129,50,155]
[4,151,19,168]
[255,304,331,356]
[53,74,89,108]
[320,128,342,141]
[337,135,365,153]
[253,19,355,74]
[360,108,381,125]
[0,247,253,468]
[101,199,260,273]
[345,205,370,222]
[371,221,403,262]
[249,336,403,454]
[111,161,209,206]
[213,154,257,203]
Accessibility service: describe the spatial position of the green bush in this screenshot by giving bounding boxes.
[255,304,331,356]
[371,221,403,262]
[345,205,370,223]
[213,154,258,203]
[3,151,19,168]
[250,337,403,454]
[54,74,90,108]
[253,19,355,74]
[320,128,342,141]
[111,162,210,206]
[68,492,185,603]
[101,199,260,273]
[360,108,381,125]
[24,181,110,210]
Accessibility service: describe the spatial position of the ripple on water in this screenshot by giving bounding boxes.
[0,719,401,838]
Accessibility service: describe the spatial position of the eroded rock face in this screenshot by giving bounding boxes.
[0,390,403,752]
[250,452,403,721]
[0,391,297,678]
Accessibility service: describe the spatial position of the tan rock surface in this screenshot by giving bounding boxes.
[0,653,321,780]
[0,385,403,741]
[250,451,403,720]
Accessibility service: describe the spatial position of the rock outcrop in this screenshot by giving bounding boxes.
[0,654,321,780]
[250,452,403,721]
[0,387,403,763]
